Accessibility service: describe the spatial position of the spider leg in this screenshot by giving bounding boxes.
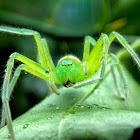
[74,34,110,88]
[109,54,129,109]
[74,33,136,109]
[82,36,97,74]
[109,31,140,68]
[1,64,48,128]
[73,77,101,88]
[0,51,58,140]
[41,39,60,94]
[83,36,97,61]
[0,26,55,70]
[0,26,58,93]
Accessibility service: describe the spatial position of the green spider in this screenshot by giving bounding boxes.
[0,26,140,140]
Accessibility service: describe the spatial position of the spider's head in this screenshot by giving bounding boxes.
[55,55,84,86]
[60,59,74,67]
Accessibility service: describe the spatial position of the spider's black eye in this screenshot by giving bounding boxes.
[45,71,49,74]
[68,60,73,66]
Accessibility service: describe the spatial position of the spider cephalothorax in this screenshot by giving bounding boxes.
[55,55,87,87]
[55,55,88,86]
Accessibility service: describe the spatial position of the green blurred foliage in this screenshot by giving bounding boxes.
[0,0,140,36]
[0,0,103,36]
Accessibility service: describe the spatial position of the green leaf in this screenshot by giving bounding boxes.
[0,64,140,139]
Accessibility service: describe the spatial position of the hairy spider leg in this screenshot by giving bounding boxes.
[0,26,59,94]
[83,36,97,61]
[108,32,140,109]
[109,54,128,109]
[109,31,140,68]
[74,32,140,88]
[1,63,49,127]
[0,26,53,69]
[73,33,109,88]
[41,39,60,94]
[74,32,140,109]
[1,52,54,140]
[82,36,97,74]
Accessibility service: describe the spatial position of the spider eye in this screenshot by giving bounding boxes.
[59,59,74,67]
[68,60,73,66]
[45,71,49,74]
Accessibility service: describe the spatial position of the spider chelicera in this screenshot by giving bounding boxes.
[0,26,140,140]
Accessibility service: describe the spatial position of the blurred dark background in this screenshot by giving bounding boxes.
[0,0,140,122]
